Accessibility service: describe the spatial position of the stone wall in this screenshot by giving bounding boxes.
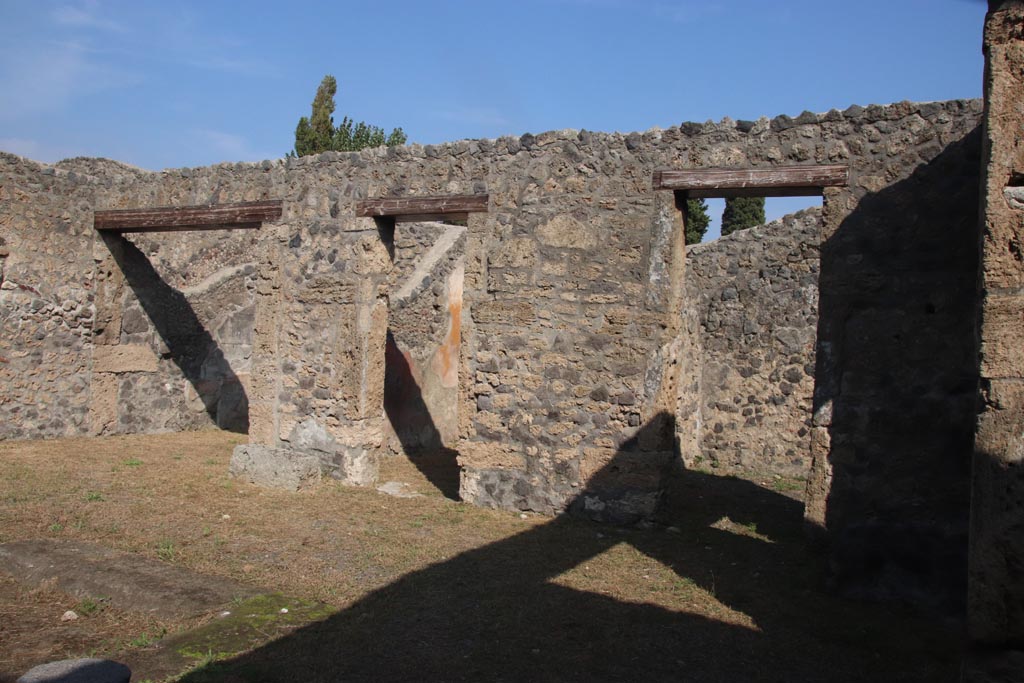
[0,97,988,610]
[0,153,263,440]
[685,208,820,478]
[966,1,1024,678]
[806,115,982,615]
[0,155,101,440]
[237,208,392,488]
[91,228,257,435]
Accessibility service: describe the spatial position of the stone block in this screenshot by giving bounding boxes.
[981,203,1024,290]
[456,441,526,470]
[229,444,321,491]
[570,489,663,525]
[979,293,1024,379]
[288,417,338,455]
[1004,186,1024,211]
[802,427,832,533]
[87,372,119,436]
[572,448,675,523]
[459,466,568,515]
[976,379,1024,464]
[471,300,535,326]
[328,445,378,487]
[535,214,598,249]
[92,345,158,373]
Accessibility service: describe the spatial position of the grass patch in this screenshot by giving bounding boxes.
[0,431,961,683]
[76,597,103,616]
[128,629,165,648]
[772,478,806,493]
[155,540,176,562]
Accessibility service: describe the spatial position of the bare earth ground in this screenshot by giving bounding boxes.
[0,431,960,682]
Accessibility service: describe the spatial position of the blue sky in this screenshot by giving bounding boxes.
[0,0,986,238]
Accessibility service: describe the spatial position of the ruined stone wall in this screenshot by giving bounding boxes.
[966,1,1024,677]
[0,153,266,441]
[685,209,820,478]
[93,228,258,435]
[1,100,986,592]
[805,111,983,615]
[0,154,98,439]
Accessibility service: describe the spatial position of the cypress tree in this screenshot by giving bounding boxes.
[291,75,407,156]
[684,198,710,244]
[293,117,316,157]
[309,75,337,152]
[721,197,766,236]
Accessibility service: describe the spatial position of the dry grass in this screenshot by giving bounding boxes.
[0,574,177,681]
[0,431,960,682]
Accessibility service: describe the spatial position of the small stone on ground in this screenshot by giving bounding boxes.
[376,481,422,498]
[17,658,130,683]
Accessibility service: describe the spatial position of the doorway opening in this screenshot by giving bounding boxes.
[383,218,466,499]
[659,164,847,485]
[358,194,487,500]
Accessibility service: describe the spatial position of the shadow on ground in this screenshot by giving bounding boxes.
[180,416,958,683]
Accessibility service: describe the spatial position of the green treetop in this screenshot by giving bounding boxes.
[721,197,766,236]
[292,75,407,157]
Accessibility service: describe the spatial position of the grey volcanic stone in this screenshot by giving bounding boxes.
[289,417,338,455]
[18,658,130,683]
[1004,185,1024,210]
[230,444,321,490]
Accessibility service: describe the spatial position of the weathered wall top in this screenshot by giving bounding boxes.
[7,98,978,179]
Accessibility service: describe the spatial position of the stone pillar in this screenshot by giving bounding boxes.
[575,189,685,523]
[245,228,284,447]
[676,195,704,470]
[231,215,392,490]
[803,186,845,537]
[965,2,1024,680]
[458,211,487,442]
[644,190,687,454]
[88,233,127,435]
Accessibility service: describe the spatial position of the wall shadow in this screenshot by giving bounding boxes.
[100,233,249,433]
[813,126,982,615]
[178,413,957,683]
[383,330,461,499]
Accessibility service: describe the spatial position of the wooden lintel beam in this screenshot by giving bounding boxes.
[94,200,283,233]
[685,186,826,200]
[653,165,849,196]
[394,212,469,224]
[356,194,488,218]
